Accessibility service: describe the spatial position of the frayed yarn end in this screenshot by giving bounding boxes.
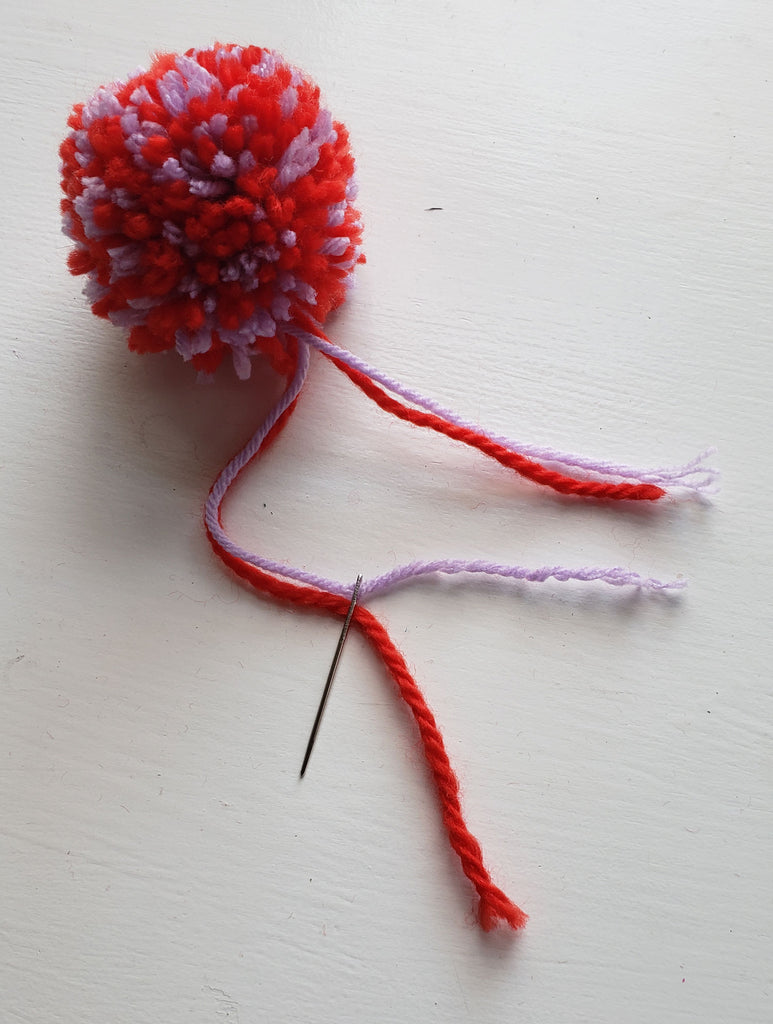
[478,889,529,932]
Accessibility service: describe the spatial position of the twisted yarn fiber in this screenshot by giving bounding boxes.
[60,44,364,378]
[313,333,665,501]
[209,523,528,931]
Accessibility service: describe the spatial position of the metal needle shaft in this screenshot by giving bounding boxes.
[299,574,363,778]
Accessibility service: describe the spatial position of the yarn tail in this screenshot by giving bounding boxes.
[329,354,664,501]
[353,605,528,930]
[291,317,667,501]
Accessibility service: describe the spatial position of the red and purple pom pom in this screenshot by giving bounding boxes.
[60,44,364,378]
[58,45,718,935]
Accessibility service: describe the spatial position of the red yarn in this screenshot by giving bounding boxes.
[203,330,657,931]
[205,356,527,930]
[325,353,664,502]
[206,523,527,931]
[284,311,665,502]
[352,606,528,930]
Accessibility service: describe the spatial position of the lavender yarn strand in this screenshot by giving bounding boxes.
[204,343,354,596]
[291,325,718,495]
[206,337,685,600]
[358,561,685,598]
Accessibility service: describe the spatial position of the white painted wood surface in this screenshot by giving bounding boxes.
[2,3,771,1021]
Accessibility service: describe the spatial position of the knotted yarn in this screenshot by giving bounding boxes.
[60,44,717,932]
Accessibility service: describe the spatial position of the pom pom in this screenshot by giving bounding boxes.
[60,44,364,378]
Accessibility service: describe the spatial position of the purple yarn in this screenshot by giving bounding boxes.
[276,110,336,190]
[204,336,686,601]
[290,325,718,496]
[358,562,684,598]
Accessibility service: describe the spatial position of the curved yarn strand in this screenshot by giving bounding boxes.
[205,514,527,929]
[358,560,685,599]
[203,343,530,928]
[325,349,664,501]
[291,320,718,496]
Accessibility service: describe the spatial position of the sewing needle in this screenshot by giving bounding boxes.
[300,574,363,778]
